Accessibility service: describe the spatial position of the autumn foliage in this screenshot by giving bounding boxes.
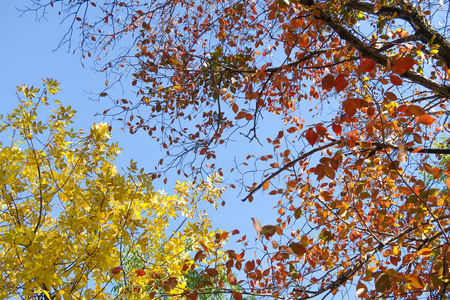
[21,0,450,299]
[0,80,226,299]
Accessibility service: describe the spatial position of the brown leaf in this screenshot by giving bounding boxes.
[356,281,368,298]
[244,260,255,273]
[322,74,335,90]
[375,272,391,293]
[289,242,306,256]
[232,291,242,300]
[227,271,237,286]
[261,225,277,237]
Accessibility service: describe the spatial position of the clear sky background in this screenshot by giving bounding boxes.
[0,0,285,245]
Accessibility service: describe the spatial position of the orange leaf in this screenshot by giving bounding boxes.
[389,74,403,85]
[360,58,377,72]
[263,180,270,190]
[305,128,319,146]
[322,74,335,90]
[417,248,433,256]
[199,148,208,155]
[334,74,348,92]
[417,115,435,125]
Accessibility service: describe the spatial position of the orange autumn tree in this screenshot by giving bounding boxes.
[24,0,450,298]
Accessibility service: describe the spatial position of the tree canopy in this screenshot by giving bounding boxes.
[0,80,226,299]
[20,0,450,299]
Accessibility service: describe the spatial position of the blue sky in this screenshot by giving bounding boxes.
[0,0,284,242]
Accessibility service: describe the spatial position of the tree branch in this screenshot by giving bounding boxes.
[242,140,339,202]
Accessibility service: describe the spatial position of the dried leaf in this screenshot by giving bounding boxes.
[251,218,262,240]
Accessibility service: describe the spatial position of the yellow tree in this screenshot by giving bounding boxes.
[0,79,226,299]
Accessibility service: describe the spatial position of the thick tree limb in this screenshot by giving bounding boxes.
[359,141,450,155]
[345,0,450,67]
[316,1,450,98]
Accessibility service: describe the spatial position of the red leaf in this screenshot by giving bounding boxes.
[334,74,348,92]
[389,74,403,85]
[199,148,208,155]
[111,267,123,275]
[360,58,377,72]
[332,123,342,135]
[305,128,319,146]
[417,115,435,125]
[322,74,335,90]
[392,57,415,74]
[135,269,146,276]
